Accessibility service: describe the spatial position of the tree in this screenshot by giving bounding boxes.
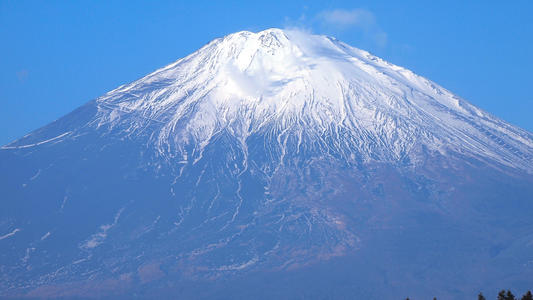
[507,290,517,300]
[499,290,508,300]
[478,292,486,300]
[522,291,533,300]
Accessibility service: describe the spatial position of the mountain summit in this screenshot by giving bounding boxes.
[1,29,533,299]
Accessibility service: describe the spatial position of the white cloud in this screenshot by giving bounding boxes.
[317,8,388,47]
[318,9,376,29]
[283,7,388,48]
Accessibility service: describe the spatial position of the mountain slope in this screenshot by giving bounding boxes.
[1,29,533,299]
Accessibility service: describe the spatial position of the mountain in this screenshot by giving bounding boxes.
[1,28,532,299]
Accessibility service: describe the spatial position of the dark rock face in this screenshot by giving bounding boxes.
[1,29,533,299]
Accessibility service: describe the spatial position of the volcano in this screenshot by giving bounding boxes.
[1,29,532,299]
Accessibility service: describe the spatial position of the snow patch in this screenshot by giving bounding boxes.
[0,228,21,240]
[216,256,259,271]
[29,169,41,181]
[2,132,71,149]
[81,208,124,249]
[40,231,51,241]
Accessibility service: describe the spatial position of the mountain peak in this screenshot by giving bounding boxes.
[233,27,288,38]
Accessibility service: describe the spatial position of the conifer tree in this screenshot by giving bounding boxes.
[499,290,508,300]
[478,292,486,300]
[522,291,533,300]
[507,290,517,300]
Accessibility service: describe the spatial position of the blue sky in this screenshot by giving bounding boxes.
[1,1,532,145]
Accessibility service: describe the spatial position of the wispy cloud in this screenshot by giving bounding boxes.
[283,7,389,48]
[317,9,376,29]
[316,8,388,48]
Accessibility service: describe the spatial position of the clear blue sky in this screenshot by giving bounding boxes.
[1,1,532,145]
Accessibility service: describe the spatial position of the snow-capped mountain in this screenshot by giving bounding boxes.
[89,28,532,170]
[1,29,532,299]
